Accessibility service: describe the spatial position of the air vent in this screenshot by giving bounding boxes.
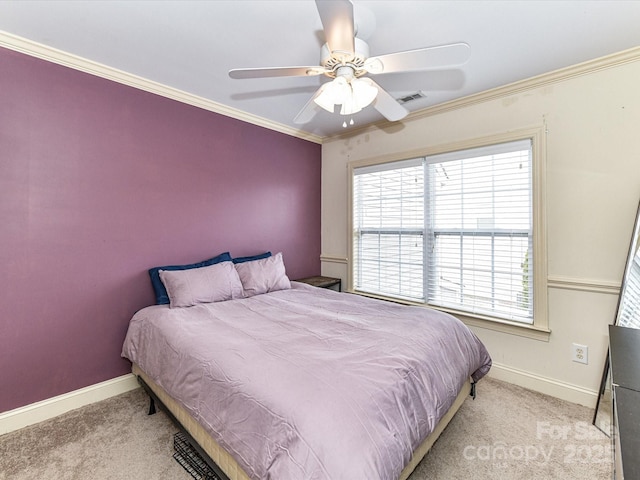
[397,92,426,104]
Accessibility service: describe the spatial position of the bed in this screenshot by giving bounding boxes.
[122,253,491,480]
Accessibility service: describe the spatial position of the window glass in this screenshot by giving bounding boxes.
[353,139,533,323]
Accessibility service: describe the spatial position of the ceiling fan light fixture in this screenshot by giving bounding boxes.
[314,75,349,112]
[315,75,378,116]
[339,94,362,116]
[351,77,378,109]
[314,83,336,112]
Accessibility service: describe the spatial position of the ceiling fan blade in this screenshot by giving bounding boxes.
[363,78,409,122]
[364,42,471,75]
[316,0,355,61]
[229,66,328,79]
[294,85,326,124]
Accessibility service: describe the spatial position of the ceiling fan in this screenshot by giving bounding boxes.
[229,0,470,126]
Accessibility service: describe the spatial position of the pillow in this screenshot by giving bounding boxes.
[149,252,232,305]
[232,251,272,264]
[234,252,291,297]
[159,261,243,308]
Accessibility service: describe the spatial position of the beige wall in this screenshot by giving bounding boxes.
[320,50,640,406]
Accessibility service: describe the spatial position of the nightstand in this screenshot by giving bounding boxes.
[295,276,341,292]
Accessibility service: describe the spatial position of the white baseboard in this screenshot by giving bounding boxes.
[488,362,598,408]
[0,365,598,437]
[0,374,139,436]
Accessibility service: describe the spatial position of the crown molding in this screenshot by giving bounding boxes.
[0,30,323,145]
[409,45,640,120]
[4,27,638,147]
[327,45,640,141]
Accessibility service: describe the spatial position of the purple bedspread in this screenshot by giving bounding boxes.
[122,282,491,480]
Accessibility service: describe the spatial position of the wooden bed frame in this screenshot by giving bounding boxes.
[133,363,472,480]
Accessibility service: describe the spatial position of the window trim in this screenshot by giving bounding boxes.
[347,127,549,341]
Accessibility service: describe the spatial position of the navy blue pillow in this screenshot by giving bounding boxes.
[149,252,232,305]
[232,251,272,264]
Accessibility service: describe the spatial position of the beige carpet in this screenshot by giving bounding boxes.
[0,377,611,480]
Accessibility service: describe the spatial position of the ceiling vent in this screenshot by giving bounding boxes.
[397,92,426,104]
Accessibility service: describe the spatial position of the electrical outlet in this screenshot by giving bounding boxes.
[572,343,588,364]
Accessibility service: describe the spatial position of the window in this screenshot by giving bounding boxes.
[353,159,425,301]
[619,253,640,329]
[351,135,546,329]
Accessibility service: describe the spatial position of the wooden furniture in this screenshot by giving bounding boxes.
[295,275,341,291]
[609,324,640,479]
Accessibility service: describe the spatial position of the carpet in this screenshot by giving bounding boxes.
[0,377,611,479]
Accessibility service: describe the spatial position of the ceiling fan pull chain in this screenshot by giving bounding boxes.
[343,117,355,128]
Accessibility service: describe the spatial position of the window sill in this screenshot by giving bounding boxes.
[436,307,551,342]
[349,289,551,342]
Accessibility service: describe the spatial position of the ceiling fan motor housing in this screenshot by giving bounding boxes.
[321,37,370,78]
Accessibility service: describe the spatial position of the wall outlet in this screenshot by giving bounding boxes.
[572,343,588,364]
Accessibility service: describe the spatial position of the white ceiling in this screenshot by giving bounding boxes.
[1,0,640,139]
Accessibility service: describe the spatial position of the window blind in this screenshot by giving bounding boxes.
[619,253,640,329]
[353,159,425,301]
[426,140,533,322]
[352,139,534,323]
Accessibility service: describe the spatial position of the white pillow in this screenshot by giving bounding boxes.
[234,252,291,297]
[159,261,243,308]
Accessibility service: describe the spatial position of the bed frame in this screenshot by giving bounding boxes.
[133,363,473,480]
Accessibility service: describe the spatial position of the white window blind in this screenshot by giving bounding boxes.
[352,139,534,324]
[353,158,425,301]
[618,253,640,329]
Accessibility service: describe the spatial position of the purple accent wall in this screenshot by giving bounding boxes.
[0,47,321,413]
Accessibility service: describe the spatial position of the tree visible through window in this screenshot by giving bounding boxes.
[353,139,534,324]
